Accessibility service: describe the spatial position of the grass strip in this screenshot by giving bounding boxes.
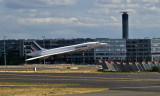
[0,82,88,87]
[0,88,107,96]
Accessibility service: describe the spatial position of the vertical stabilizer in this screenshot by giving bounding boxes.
[31,41,45,52]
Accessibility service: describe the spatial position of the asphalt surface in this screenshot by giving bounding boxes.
[0,67,58,71]
[0,72,160,96]
[62,90,160,96]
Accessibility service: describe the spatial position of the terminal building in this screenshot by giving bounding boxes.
[0,39,24,65]
[94,38,127,63]
[151,39,160,61]
[1,38,160,65]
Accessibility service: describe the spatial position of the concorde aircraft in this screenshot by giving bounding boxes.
[26,41,107,61]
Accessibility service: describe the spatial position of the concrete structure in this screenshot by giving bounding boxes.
[122,12,129,39]
[99,60,160,72]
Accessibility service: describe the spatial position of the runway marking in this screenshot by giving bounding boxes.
[118,86,158,89]
[0,78,108,82]
[1,73,160,82]
[0,73,133,80]
[118,79,160,82]
[0,77,160,82]
[0,77,132,82]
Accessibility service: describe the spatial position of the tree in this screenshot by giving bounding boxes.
[150,66,160,72]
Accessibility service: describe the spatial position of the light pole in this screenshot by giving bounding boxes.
[24,45,27,64]
[42,36,45,64]
[4,36,6,66]
[142,45,144,62]
[42,36,45,48]
[82,51,85,64]
[135,44,137,62]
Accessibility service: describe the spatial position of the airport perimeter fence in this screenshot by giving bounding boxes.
[99,60,160,72]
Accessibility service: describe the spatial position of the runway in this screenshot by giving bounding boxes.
[0,72,160,93]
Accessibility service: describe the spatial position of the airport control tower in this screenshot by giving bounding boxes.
[121,11,129,39]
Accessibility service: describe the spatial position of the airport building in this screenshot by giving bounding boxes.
[0,39,24,57]
[0,39,24,65]
[126,39,151,62]
[151,39,160,61]
[1,38,160,65]
[94,38,127,63]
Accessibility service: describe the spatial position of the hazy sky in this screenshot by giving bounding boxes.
[0,0,160,39]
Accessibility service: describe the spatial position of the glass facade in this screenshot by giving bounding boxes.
[94,39,126,62]
[151,39,160,61]
[126,39,151,62]
[0,40,23,57]
[0,40,24,65]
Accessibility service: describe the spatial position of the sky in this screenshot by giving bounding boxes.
[0,0,160,39]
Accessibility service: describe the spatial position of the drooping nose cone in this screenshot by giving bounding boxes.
[122,12,129,39]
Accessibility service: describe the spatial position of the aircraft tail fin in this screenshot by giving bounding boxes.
[31,41,46,52]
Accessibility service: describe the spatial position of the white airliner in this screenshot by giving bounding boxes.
[26,41,107,61]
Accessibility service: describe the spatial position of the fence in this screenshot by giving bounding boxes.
[99,60,160,72]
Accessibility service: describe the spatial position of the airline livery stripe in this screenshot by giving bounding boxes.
[31,48,34,52]
[31,42,41,51]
